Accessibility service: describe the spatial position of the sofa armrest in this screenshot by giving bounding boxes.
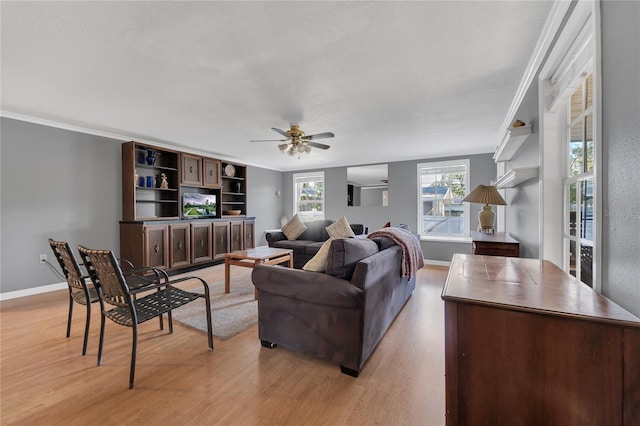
[265,230,287,246]
[350,224,367,235]
[252,265,363,308]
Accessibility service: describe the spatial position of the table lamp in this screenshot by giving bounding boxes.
[462,184,507,233]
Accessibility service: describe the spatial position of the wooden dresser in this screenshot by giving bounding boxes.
[441,254,640,425]
[471,231,519,257]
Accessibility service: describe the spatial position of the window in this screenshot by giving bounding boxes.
[564,73,595,287]
[417,160,470,238]
[293,171,324,221]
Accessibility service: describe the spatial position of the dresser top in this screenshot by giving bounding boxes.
[442,254,640,327]
[470,231,518,244]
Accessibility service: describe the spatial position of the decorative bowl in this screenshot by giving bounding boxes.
[224,210,242,216]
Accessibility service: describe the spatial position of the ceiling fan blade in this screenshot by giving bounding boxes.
[271,127,291,138]
[305,132,334,140]
[307,141,331,150]
[249,139,287,142]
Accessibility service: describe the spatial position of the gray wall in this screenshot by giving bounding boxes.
[283,153,496,263]
[504,80,541,259]
[599,0,640,316]
[246,165,284,246]
[1,118,122,293]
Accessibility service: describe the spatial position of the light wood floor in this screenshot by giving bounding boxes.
[0,264,448,425]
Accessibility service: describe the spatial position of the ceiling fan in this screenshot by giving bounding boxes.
[250,125,334,156]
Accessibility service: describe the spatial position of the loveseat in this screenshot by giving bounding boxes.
[251,236,416,377]
[265,219,367,269]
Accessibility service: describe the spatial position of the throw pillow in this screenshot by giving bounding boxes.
[302,238,334,272]
[326,216,356,239]
[281,214,307,240]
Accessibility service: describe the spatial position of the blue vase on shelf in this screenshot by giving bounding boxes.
[146,149,156,165]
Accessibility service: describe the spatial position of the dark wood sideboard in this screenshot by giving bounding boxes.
[471,231,519,257]
[441,254,640,425]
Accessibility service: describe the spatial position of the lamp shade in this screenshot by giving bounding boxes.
[462,185,507,205]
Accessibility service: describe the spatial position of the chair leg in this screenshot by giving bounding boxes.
[129,324,138,389]
[97,312,106,366]
[82,302,91,356]
[66,295,74,338]
[204,292,213,351]
[167,311,173,334]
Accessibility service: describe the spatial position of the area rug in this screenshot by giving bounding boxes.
[172,272,257,341]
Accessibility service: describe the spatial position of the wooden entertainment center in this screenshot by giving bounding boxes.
[119,141,254,272]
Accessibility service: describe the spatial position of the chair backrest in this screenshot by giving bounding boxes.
[78,245,130,309]
[48,238,86,292]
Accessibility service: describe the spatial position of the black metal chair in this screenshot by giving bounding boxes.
[48,238,99,355]
[77,245,213,389]
[49,238,168,355]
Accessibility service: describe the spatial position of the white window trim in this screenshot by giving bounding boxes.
[292,171,325,220]
[539,0,601,291]
[417,159,470,241]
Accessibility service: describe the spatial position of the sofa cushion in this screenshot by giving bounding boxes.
[282,214,307,240]
[272,239,313,255]
[298,219,333,242]
[304,241,325,255]
[302,238,334,272]
[370,236,396,251]
[326,216,356,239]
[326,238,379,280]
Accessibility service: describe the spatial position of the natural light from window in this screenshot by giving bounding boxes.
[293,171,325,221]
[417,160,469,238]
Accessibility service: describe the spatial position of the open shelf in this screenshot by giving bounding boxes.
[494,125,532,162]
[495,166,539,188]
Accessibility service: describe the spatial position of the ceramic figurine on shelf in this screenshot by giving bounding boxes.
[159,173,169,189]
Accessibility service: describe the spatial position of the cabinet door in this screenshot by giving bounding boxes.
[191,222,212,263]
[169,223,191,268]
[143,224,169,269]
[213,221,230,260]
[181,153,202,186]
[244,220,255,249]
[230,221,244,252]
[203,158,221,188]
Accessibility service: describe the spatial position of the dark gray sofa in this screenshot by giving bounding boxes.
[251,236,415,377]
[265,219,367,269]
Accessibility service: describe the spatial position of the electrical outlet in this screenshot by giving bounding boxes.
[39,254,47,264]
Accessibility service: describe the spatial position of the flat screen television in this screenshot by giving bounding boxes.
[182,192,217,218]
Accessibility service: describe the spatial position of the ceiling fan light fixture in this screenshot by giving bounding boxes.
[251,125,334,158]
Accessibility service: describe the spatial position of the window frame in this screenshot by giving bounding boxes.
[417,159,471,241]
[292,171,325,221]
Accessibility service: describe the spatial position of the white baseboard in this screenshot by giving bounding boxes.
[0,282,67,301]
[424,259,451,267]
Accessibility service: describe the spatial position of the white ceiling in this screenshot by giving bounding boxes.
[1,1,554,172]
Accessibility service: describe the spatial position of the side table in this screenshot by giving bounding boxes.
[471,231,519,257]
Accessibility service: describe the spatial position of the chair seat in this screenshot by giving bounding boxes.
[125,273,161,291]
[105,287,199,327]
[70,286,100,305]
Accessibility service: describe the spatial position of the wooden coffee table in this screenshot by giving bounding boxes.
[224,247,294,299]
